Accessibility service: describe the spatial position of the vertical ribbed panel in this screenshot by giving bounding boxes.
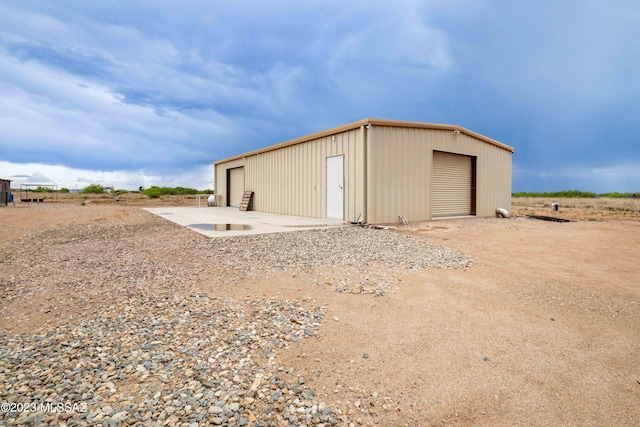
[367,126,511,223]
[432,152,471,217]
[366,126,430,223]
[214,128,365,221]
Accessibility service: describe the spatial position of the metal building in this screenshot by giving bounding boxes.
[214,118,514,224]
[1,179,12,207]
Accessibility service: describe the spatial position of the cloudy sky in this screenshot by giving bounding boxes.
[1,1,638,192]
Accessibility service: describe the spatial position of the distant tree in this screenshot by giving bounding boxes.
[142,186,163,199]
[59,188,70,193]
[82,183,106,194]
[141,186,199,198]
[174,186,198,195]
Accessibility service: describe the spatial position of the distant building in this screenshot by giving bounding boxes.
[1,179,12,206]
[214,118,514,223]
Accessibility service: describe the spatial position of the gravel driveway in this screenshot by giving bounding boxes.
[0,206,472,426]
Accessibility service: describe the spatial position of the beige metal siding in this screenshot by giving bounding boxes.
[215,128,365,221]
[366,126,430,223]
[228,167,244,206]
[367,126,511,223]
[432,152,472,217]
[214,120,511,224]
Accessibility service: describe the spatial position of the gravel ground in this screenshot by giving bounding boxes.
[0,209,473,426]
[194,226,473,296]
[1,295,329,426]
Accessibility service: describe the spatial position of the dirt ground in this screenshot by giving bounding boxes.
[1,199,639,426]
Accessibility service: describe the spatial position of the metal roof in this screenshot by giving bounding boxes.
[214,118,514,165]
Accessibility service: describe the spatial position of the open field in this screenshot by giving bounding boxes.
[10,192,640,219]
[1,200,639,426]
[512,197,640,220]
[9,191,203,207]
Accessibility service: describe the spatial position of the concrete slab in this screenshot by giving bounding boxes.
[144,206,347,238]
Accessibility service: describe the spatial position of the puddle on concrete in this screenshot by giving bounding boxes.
[189,223,252,231]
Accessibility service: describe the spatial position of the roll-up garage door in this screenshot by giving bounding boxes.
[228,167,244,207]
[432,152,472,218]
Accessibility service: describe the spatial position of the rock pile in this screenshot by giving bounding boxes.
[0,294,345,426]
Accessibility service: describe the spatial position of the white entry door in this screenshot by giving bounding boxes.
[326,155,344,220]
[228,167,245,207]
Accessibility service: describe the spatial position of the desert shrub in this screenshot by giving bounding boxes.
[141,186,200,198]
[598,192,636,198]
[142,187,163,199]
[512,190,597,198]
